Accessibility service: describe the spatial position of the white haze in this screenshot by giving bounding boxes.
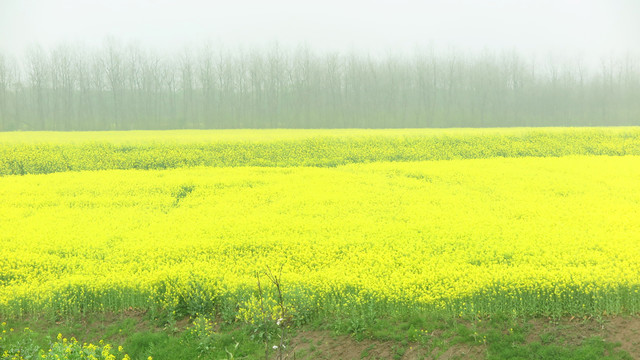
[1,0,639,65]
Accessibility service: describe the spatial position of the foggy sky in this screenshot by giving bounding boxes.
[1,0,639,62]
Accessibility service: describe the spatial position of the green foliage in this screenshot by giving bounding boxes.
[0,324,40,360]
[183,315,218,355]
[0,322,131,360]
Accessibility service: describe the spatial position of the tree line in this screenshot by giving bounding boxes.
[0,41,638,131]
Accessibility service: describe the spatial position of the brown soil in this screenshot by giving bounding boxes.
[525,316,640,358]
[282,316,640,360]
[285,329,484,360]
[606,316,640,356]
[287,330,391,359]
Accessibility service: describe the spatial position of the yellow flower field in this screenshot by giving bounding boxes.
[2,127,639,176]
[1,130,639,321]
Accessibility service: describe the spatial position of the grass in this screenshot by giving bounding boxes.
[1,312,636,359]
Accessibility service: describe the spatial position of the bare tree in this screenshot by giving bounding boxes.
[0,53,10,130]
[25,45,50,129]
[1,41,639,131]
